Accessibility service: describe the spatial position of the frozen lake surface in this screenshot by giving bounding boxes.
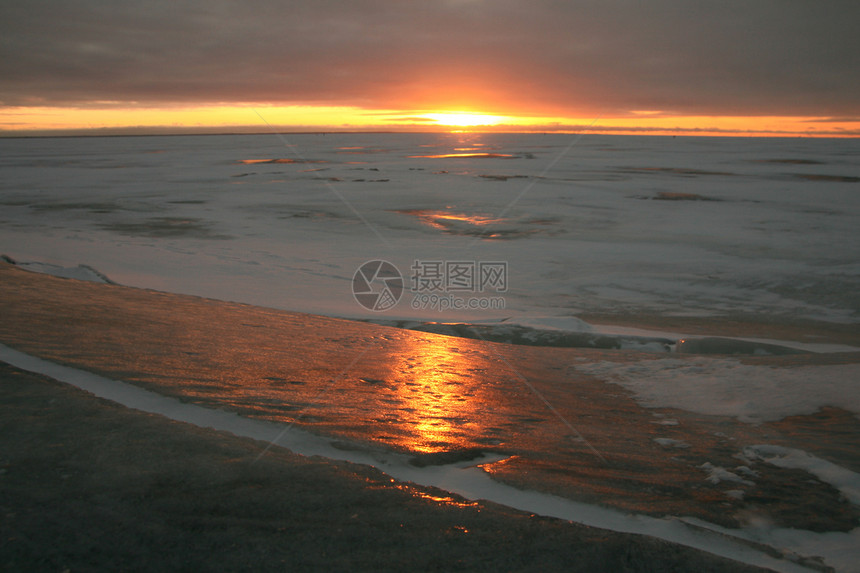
[1,132,858,329]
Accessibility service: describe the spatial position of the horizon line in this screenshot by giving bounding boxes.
[3,125,858,139]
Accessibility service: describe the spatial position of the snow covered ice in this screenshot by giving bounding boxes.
[1,132,858,326]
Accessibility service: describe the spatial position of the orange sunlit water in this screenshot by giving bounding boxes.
[376,340,487,453]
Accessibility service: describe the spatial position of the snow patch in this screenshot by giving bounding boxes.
[654,437,690,448]
[699,462,755,486]
[744,445,860,506]
[574,357,860,423]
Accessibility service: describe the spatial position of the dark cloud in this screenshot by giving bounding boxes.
[1,0,859,117]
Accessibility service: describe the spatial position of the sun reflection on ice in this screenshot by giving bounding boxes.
[394,208,540,239]
[377,340,487,453]
[394,484,479,508]
[406,152,515,159]
[396,209,505,232]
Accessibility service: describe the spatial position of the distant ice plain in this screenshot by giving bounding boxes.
[1,132,858,328]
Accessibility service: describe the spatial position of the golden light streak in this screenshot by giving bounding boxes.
[0,104,391,133]
[0,103,857,137]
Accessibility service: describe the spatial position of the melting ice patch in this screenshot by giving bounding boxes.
[573,357,860,423]
[5,258,115,284]
[743,445,860,506]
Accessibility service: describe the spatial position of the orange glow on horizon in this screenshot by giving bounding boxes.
[421,112,509,127]
[0,103,857,137]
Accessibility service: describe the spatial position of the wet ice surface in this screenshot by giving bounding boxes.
[1,133,858,325]
[2,261,860,572]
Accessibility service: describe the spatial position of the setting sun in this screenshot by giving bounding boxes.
[421,112,508,127]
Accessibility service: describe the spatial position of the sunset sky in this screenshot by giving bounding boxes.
[2,0,859,136]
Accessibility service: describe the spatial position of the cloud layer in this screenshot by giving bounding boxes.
[2,0,859,117]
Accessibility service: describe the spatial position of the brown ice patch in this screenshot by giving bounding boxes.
[99,217,233,239]
[622,167,736,177]
[238,158,327,164]
[793,173,860,183]
[754,159,826,165]
[652,191,720,201]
